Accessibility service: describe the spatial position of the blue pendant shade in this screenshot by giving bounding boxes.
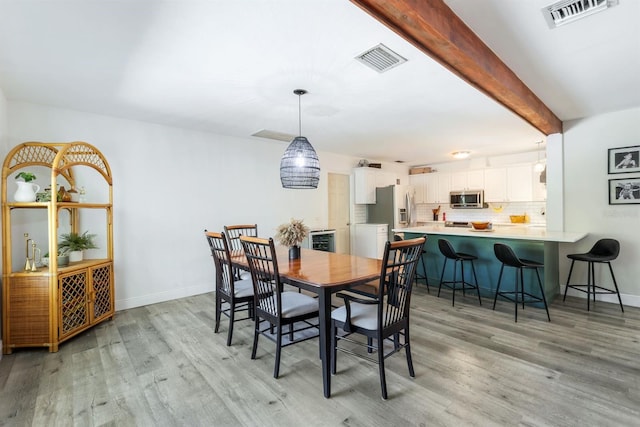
[280,89,320,189]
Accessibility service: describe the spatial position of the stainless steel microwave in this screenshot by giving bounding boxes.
[450,190,487,209]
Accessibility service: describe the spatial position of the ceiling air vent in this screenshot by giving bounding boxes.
[542,0,615,29]
[355,43,407,73]
[251,129,296,142]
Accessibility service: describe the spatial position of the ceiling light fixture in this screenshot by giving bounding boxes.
[534,141,546,173]
[451,151,470,159]
[279,89,320,189]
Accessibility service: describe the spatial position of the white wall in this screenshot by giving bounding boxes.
[0,88,7,356]
[561,106,640,307]
[3,101,407,310]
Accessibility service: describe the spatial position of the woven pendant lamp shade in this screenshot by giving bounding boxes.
[280,89,320,189]
[280,136,320,189]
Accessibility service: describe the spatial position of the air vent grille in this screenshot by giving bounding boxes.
[542,0,611,28]
[355,43,407,73]
[251,129,297,142]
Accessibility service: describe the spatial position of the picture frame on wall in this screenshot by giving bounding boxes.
[609,177,640,204]
[608,145,640,174]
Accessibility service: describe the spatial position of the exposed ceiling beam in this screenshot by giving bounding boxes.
[350,0,563,135]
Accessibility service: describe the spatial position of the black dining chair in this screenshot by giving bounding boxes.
[240,235,319,378]
[330,236,426,400]
[204,230,254,346]
[563,238,623,312]
[224,224,258,280]
[394,234,430,292]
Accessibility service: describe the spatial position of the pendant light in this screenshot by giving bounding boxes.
[534,141,546,173]
[279,89,320,189]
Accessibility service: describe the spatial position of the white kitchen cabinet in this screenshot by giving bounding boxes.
[353,223,388,259]
[409,174,426,204]
[422,172,451,204]
[483,167,507,202]
[450,170,485,191]
[506,165,533,202]
[353,168,398,204]
[483,165,533,202]
[437,172,451,204]
[353,168,377,204]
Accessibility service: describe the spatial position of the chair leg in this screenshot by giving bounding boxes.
[405,327,415,378]
[227,301,235,346]
[438,258,447,298]
[451,260,458,306]
[331,321,337,375]
[563,260,575,301]
[368,337,373,354]
[607,262,624,312]
[251,317,260,359]
[520,268,525,310]
[289,322,294,341]
[587,261,592,311]
[460,261,466,297]
[377,333,388,400]
[534,267,551,321]
[214,293,222,333]
[493,264,505,310]
[274,323,283,378]
[471,260,482,305]
[419,256,430,293]
[514,268,520,323]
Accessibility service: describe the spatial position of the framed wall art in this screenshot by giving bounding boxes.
[608,145,640,174]
[609,177,640,204]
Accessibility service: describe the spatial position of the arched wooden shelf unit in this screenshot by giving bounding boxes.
[2,141,114,353]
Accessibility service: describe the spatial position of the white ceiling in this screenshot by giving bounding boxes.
[0,0,638,166]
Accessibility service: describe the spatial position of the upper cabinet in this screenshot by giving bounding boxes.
[450,170,485,191]
[413,163,544,204]
[353,168,397,204]
[409,174,426,204]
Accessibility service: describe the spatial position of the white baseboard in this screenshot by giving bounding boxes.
[561,286,639,308]
[115,284,213,312]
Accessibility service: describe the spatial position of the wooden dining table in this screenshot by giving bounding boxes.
[231,246,382,398]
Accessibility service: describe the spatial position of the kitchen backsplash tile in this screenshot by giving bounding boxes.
[416,201,546,225]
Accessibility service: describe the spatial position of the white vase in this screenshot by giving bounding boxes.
[14,181,40,202]
[68,250,83,262]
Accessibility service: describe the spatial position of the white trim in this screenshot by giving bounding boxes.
[115,284,213,311]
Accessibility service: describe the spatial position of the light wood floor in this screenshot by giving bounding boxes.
[1,287,639,427]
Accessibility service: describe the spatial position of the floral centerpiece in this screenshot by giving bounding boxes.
[275,218,309,259]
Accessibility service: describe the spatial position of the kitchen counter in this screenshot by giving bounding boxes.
[397,225,588,305]
[394,224,587,243]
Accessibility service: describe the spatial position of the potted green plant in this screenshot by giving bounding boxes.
[14,172,40,202]
[58,231,98,262]
[275,218,309,260]
[41,249,70,267]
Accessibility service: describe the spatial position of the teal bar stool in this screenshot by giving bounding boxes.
[493,243,550,322]
[437,239,481,306]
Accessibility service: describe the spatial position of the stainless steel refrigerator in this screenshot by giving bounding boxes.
[366,185,415,242]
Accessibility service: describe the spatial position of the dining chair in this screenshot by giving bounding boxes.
[224,224,258,279]
[330,236,426,400]
[205,230,255,346]
[239,235,319,378]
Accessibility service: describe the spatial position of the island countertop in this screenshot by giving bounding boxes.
[394,224,587,243]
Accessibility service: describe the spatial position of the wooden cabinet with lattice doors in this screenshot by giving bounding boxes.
[2,142,114,353]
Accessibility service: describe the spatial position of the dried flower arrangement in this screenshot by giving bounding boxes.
[275,218,309,247]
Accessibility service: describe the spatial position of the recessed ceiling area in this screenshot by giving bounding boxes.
[0,0,637,166]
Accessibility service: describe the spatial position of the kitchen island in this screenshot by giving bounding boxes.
[395,224,587,304]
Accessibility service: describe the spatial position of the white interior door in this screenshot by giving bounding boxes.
[328,173,350,254]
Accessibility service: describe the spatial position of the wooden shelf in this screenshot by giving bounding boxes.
[2,141,115,354]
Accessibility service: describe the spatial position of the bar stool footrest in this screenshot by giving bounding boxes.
[565,284,619,295]
[495,291,545,305]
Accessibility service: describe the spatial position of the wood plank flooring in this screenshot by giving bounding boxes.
[1,288,639,426]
